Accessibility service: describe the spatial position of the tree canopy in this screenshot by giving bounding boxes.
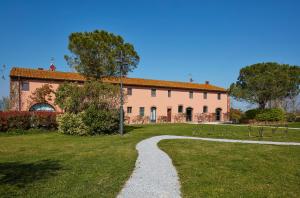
[65,30,140,79]
[229,62,300,109]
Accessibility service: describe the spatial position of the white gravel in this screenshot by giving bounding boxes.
[117,135,300,198]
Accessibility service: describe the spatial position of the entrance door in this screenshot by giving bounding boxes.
[150,107,157,123]
[186,107,193,122]
[215,108,222,121]
[167,108,172,122]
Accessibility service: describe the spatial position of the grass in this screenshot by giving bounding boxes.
[0,124,300,197]
[286,122,300,128]
[159,139,300,197]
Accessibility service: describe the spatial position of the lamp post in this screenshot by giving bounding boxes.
[119,62,124,136]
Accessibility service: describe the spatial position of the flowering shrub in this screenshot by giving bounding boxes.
[0,111,59,132]
[56,113,89,136]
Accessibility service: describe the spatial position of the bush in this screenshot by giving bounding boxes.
[82,106,120,135]
[0,111,59,132]
[286,113,297,122]
[229,108,243,123]
[255,108,286,122]
[56,113,89,136]
[244,109,262,120]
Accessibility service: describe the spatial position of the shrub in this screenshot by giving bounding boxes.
[229,108,243,123]
[0,111,59,132]
[255,108,286,122]
[56,113,89,136]
[82,106,120,135]
[244,109,262,120]
[286,113,297,122]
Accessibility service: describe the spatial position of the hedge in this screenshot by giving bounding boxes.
[0,111,60,132]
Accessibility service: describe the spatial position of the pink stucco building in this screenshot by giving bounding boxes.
[10,67,230,123]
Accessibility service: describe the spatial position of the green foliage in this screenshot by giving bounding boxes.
[57,113,89,136]
[82,105,120,135]
[229,108,243,123]
[55,81,121,135]
[244,109,263,120]
[65,30,139,80]
[55,81,120,114]
[230,62,300,109]
[30,84,54,104]
[286,113,297,122]
[54,82,82,113]
[255,108,286,122]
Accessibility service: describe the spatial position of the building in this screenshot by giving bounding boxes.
[10,67,230,123]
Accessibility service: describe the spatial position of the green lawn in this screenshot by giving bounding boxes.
[159,139,300,197]
[286,122,300,128]
[0,124,300,197]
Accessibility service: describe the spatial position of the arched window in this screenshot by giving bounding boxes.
[29,103,55,112]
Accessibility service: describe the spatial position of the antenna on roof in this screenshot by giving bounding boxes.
[188,73,194,83]
[50,57,56,71]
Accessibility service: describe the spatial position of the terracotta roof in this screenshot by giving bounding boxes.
[10,67,227,92]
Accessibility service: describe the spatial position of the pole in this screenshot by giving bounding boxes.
[119,63,124,135]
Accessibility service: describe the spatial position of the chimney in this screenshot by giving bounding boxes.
[205,81,209,85]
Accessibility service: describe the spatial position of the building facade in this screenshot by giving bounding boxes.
[10,67,230,123]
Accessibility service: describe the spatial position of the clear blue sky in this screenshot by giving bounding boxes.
[1,0,299,109]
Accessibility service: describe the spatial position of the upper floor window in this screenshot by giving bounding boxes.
[203,92,207,99]
[21,82,29,91]
[127,88,132,95]
[168,90,171,97]
[127,106,132,113]
[151,89,156,97]
[217,93,221,100]
[178,105,183,113]
[203,106,208,113]
[189,91,193,99]
[139,107,145,116]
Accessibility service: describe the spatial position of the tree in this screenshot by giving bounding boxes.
[65,30,140,79]
[55,81,121,113]
[230,62,300,109]
[0,96,10,111]
[30,84,54,104]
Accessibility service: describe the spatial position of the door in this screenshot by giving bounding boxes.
[215,108,222,121]
[186,107,193,122]
[167,108,172,122]
[150,107,157,123]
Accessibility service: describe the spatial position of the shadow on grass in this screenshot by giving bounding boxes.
[124,125,143,134]
[0,159,62,188]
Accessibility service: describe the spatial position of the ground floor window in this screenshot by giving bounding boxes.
[127,106,132,113]
[203,106,208,113]
[139,107,145,116]
[178,105,183,113]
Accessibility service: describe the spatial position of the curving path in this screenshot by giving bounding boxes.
[117,135,300,198]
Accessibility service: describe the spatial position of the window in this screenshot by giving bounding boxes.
[151,89,156,97]
[217,93,221,100]
[203,106,208,113]
[21,82,29,91]
[189,91,193,99]
[139,107,145,116]
[178,105,183,113]
[127,88,132,95]
[168,90,171,97]
[203,92,207,99]
[127,106,132,113]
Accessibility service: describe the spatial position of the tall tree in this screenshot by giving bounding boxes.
[65,30,140,79]
[229,62,300,109]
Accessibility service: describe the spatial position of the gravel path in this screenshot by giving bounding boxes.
[117,135,300,198]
